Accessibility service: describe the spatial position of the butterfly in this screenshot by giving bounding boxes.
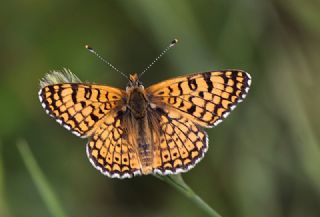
[39,68,251,178]
[38,41,251,178]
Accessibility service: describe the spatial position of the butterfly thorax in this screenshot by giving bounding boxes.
[125,73,153,174]
[126,73,147,119]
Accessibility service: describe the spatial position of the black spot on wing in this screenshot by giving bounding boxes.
[71,84,78,103]
[84,88,92,99]
[177,82,183,95]
[203,73,213,92]
[90,113,99,122]
[199,91,204,98]
[188,78,198,90]
[187,105,196,114]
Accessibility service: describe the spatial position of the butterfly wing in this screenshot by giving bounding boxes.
[86,110,142,178]
[151,107,208,175]
[39,83,125,138]
[146,70,251,128]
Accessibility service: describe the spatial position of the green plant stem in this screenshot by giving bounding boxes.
[155,174,222,217]
[17,140,68,217]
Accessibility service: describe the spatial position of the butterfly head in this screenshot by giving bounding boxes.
[128,73,143,88]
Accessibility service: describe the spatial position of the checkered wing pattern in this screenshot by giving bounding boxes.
[86,111,142,178]
[151,107,208,175]
[39,83,125,138]
[146,70,251,128]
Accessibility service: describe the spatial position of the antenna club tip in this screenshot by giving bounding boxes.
[85,45,93,51]
[169,38,178,47]
[171,38,179,45]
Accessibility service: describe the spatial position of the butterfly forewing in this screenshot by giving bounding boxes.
[146,70,251,128]
[39,83,125,138]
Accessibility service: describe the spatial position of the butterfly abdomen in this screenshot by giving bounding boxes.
[136,118,153,174]
[126,87,153,174]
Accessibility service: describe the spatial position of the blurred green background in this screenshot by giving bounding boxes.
[1,0,320,216]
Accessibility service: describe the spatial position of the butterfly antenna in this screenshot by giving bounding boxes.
[85,45,128,79]
[139,38,178,78]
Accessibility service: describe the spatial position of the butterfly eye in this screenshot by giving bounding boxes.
[138,81,144,88]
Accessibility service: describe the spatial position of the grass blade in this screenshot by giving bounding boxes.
[155,174,222,217]
[0,140,11,217]
[17,139,68,217]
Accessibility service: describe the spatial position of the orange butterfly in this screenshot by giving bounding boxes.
[38,40,251,178]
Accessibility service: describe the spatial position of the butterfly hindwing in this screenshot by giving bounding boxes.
[151,107,208,175]
[86,110,142,178]
[146,70,251,128]
[39,83,125,138]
